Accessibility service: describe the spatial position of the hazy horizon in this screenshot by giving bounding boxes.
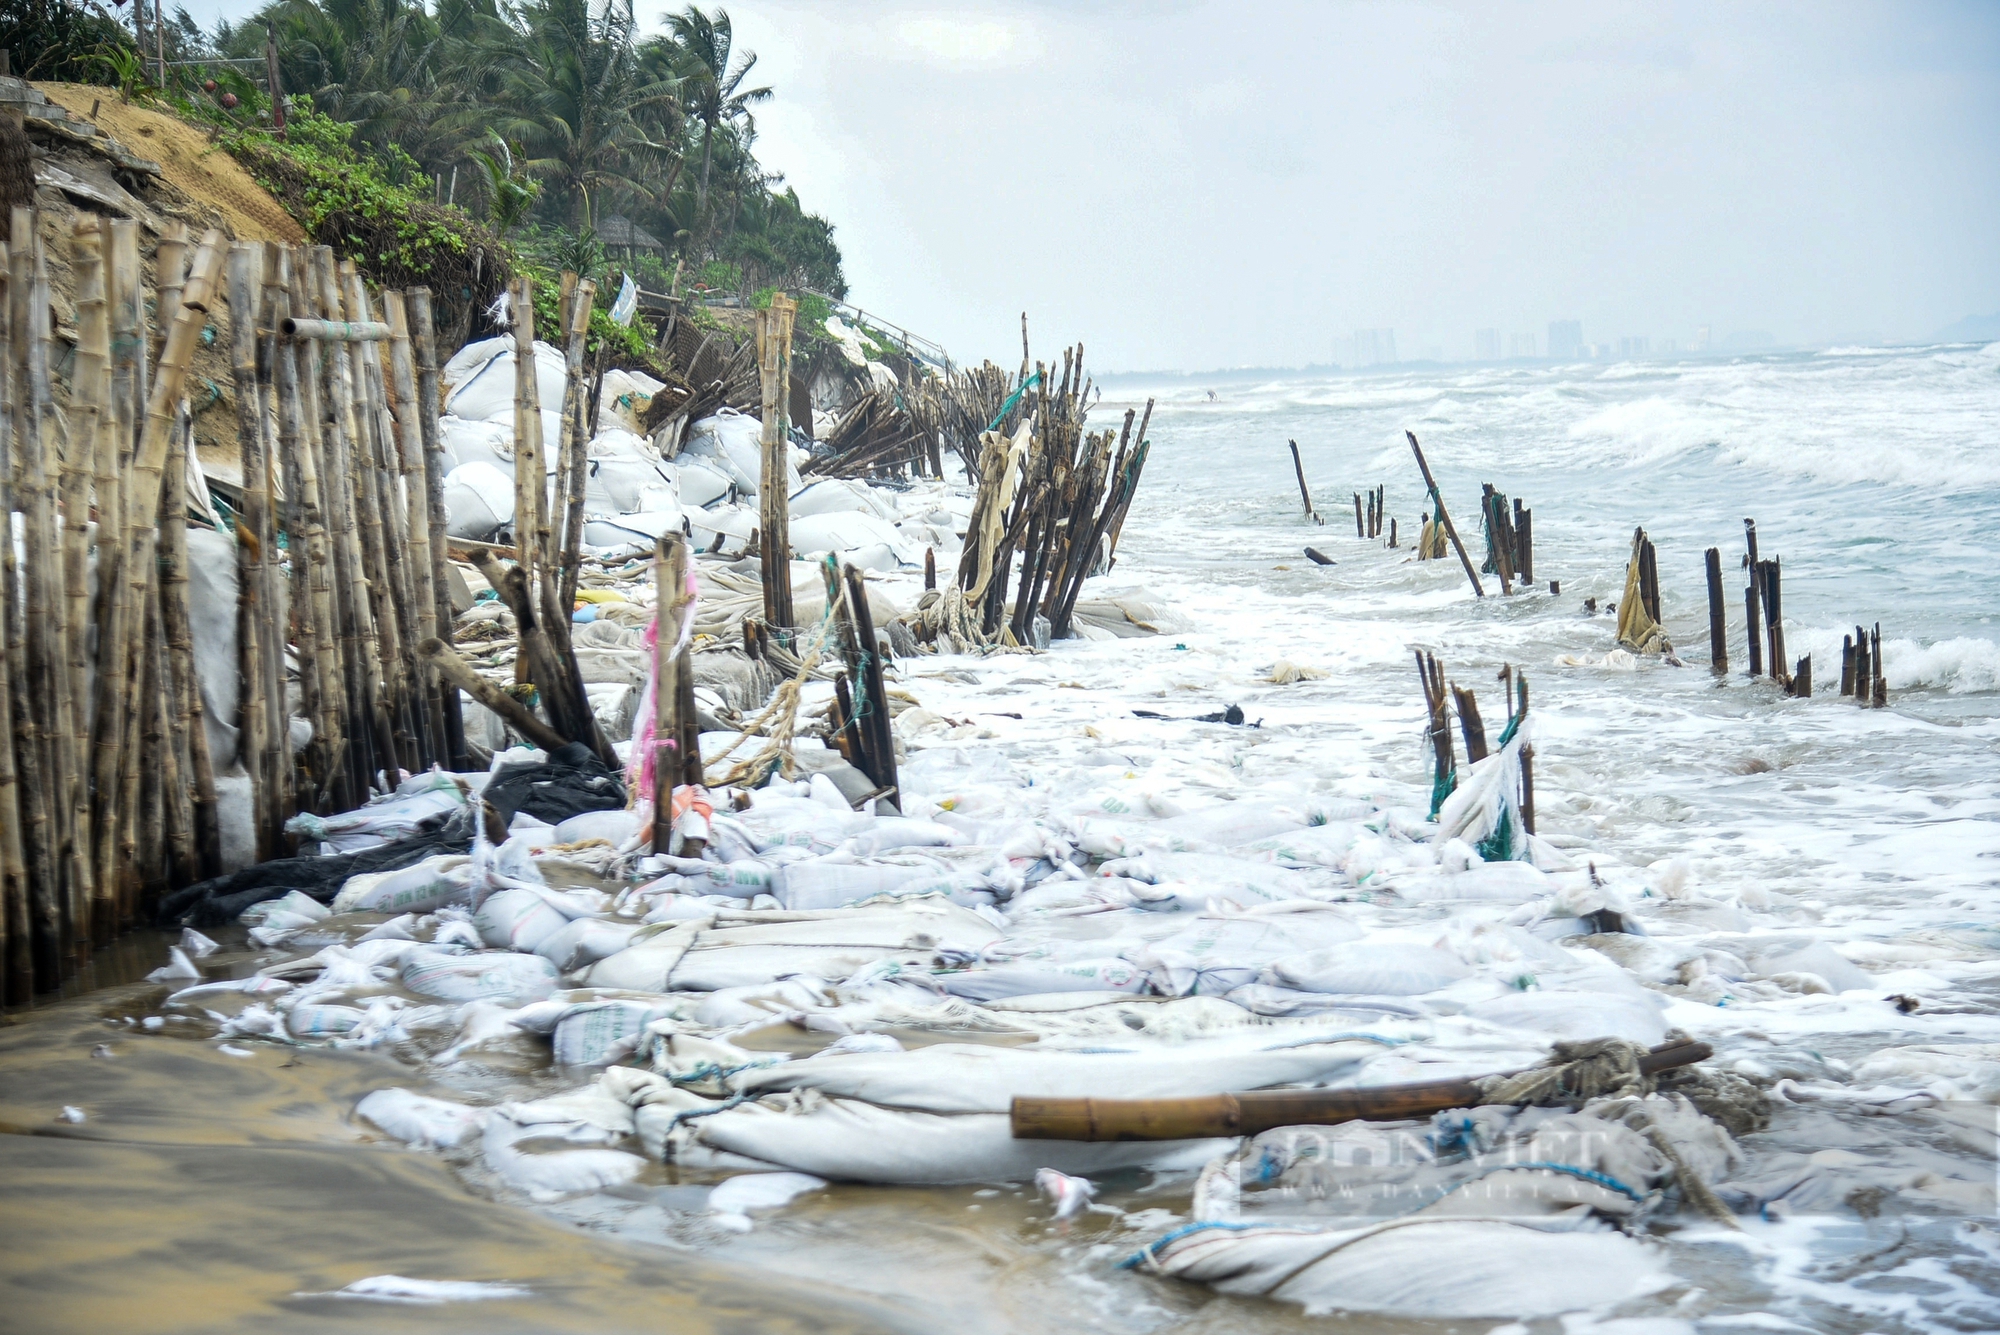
[203,0,2000,371]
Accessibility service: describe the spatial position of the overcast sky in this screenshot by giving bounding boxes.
[208,1,2000,370]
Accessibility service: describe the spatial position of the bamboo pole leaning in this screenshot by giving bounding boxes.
[408,288,466,768]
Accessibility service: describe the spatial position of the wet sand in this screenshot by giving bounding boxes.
[0,984,923,1335]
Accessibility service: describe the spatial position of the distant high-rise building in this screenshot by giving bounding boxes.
[1617,336,1650,358]
[1694,325,1712,352]
[1509,333,1537,358]
[1350,328,1398,367]
[1475,328,1501,360]
[1547,320,1582,361]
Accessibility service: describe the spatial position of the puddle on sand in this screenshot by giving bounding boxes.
[0,984,923,1335]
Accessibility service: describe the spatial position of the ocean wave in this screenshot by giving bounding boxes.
[1565,396,1724,466]
[1883,636,2000,694]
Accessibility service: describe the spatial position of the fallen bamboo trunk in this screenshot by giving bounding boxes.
[1011,1039,1714,1141]
[418,639,569,754]
[1407,431,1484,597]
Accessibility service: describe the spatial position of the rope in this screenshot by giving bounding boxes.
[984,369,1042,434]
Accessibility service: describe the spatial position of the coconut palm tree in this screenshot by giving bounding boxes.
[666,5,770,229]
[479,0,680,229]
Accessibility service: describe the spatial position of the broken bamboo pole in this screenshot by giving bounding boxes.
[1705,547,1727,675]
[1406,431,1484,597]
[757,291,797,630]
[1287,439,1318,523]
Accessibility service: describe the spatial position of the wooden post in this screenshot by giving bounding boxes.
[1743,519,1762,678]
[756,292,797,630]
[1451,684,1488,763]
[1417,651,1455,810]
[1871,623,1886,708]
[264,22,286,133]
[96,220,140,915]
[1515,502,1532,582]
[1353,492,1364,538]
[1853,625,1870,709]
[1482,486,1515,595]
[1287,439,1318,522]
[1840,635,1855,696]
[1763,557,1785,683]
[924,547,936,591]
[1793,654,1812,698]
[70,217,120,937]
[1406,432,1484,597]
[1388,518,1397,548]
[508,274,545,610]
[1704,546,1727,675]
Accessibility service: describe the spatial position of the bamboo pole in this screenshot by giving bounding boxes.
[253,245,289,827]
[226,243,275,857]
[1011,1039,1713,1141]
[160,410,223,881]
[1743,519,1762,678]
[651,534,684,851]
[1451,683,1488,762]
[1406,432,1484,597]
[408,289,464,767]
[508,275,545,607]
[15,209,84,970]
[554,275,594,621]
[277,317,389,341]
[342,264,423,769]
[1286,438,1317,522]
[152,221,188,360]
[1704,547,1727,674]
[0,567,26,1005]
[276,249,348,811]
[1871,623,1886,708]
[92,220,138,912]
[844,562,898,801]
[70,217,121,937]
[385,291,443,767]
[756,292,797,629]
[1517,673,1535,835]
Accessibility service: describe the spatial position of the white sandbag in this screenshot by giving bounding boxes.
[285,782,467,855]
[788,479,898,521]
[1100,852,1314,908]
[1132,911,1364,996]
[595,369,656,433]
[438,415,514,471]
[685,504,759,551]
[583,899,1002,992]
[584,437,677,514]
[482,1117,644,1199]
[731,1034,1389,1114]
[664,1096,1230,1185]
[1151,805,1308,849]
[767,857,946,910]
[938,960,1148,1001]
[355,1088,488,1149]
[788,511,905,562]
[671,459,734,508]
[1742,940,1873,992]
[1264,941,1472,995]
[330,855,472,914]
[472,886,572,953]
[287,1003,367,1038]
[550,998,675,1066]
[684,409,790,495]
[1465,989,1669,1045]
[443,460,516,539]
[442,335,510,385]
[401,947,559,1003]
[1136,1217,1673,1318]
[841,818,966,857]
[443,339,566,422]
[583,510,685,548]
[552,809,642,846]
[534,917,641,972]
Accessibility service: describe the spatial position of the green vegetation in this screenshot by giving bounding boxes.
[198,0,846,300]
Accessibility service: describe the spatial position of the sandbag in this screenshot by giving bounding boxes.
[443,460,515,539]
[1263,941,1472,996]
[329,855,472,914]
[401,947,560,1003]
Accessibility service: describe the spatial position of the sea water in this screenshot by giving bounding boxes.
[7,343,1999,1333]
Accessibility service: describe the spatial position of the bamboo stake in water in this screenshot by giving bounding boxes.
[1406,431,1484,598]
[1705,546,1727,675]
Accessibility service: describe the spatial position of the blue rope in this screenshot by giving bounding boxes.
[984,369,1043,434]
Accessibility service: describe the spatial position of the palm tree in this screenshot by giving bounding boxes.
[666,5,770,228]
[478,0,680,230]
